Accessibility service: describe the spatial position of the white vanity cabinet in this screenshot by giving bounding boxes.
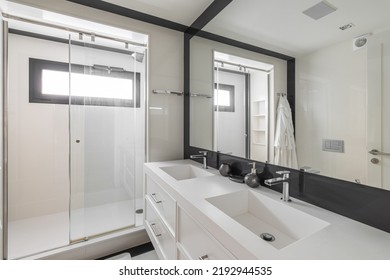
[144,169,236,260]
[144,175,176,259]
[177,206,236,260]
[145,176,176,233]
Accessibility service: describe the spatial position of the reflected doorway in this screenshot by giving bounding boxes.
[213,51,274,162]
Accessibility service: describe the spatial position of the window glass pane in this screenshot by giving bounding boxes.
[42,69,134,100]
[214,89,231,106]
[42,70,69,96]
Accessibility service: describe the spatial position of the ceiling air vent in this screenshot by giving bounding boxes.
[339,23,355,31]
[303,1,337,20]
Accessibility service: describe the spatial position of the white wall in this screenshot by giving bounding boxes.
[9,0,184,162]
[296,39,367,183]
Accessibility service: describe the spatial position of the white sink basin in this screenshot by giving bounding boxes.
[206,189,329,249]
[160,164,214,181]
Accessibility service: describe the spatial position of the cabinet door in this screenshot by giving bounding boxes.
[145,199,176,259]
[177,207,236,260]
[145,176,176,234]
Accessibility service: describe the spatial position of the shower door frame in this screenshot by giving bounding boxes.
[2,19,9,261]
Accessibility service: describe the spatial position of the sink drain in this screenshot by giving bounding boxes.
[260,233,275,242]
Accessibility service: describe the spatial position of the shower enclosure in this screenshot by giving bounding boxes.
[3,14,147,259]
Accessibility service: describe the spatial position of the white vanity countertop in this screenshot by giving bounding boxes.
[145,159,390,259]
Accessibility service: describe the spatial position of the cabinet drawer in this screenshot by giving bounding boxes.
[178,207,236,260]
[145,200,176,260]
[145,176,176,233]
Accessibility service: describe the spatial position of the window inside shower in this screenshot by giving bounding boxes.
[29,58,141,107]
[5,17,147,259]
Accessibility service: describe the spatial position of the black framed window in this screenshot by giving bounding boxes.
[214,83,235,112]
[29,58,141,107]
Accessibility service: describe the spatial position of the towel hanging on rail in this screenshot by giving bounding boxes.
[274,94,298,169]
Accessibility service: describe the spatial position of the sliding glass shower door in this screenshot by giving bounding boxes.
[5,14,147,258]
[68,34,146,242]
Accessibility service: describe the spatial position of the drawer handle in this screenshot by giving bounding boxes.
[150,223,162,237]
[198,254,209,260]
[151,193,162,204]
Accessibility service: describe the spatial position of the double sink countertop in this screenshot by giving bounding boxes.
[144,159,390,259]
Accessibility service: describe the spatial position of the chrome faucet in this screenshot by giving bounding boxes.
[190,151,208,169]
[264,170,291,202]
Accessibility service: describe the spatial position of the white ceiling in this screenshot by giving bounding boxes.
[103,0,390,57]
[102,0,214,26]
[204,0,390,56]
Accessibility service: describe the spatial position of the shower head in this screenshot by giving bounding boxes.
[131,52,145,63]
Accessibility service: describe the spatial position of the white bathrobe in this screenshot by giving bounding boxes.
[274,95,298,169]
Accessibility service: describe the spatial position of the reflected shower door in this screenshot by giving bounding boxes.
[213,62,248,158]
[69,34,146,242]
[213,52,272,161]
[367,30,390,190]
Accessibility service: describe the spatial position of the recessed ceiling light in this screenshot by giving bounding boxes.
[303,1,337,20]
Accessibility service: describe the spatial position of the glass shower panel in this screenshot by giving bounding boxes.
[7,20,71,259]
[69,34,146,242]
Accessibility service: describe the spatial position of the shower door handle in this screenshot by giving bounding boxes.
[369,149,390,156]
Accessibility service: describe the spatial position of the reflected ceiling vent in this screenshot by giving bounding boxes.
[339,22,355,31]
[303,1,337,20]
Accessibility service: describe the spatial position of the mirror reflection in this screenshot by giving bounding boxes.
[214,51,274,161]
[189,1,390,190]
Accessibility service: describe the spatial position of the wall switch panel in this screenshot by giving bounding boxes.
[322,139,344,153]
